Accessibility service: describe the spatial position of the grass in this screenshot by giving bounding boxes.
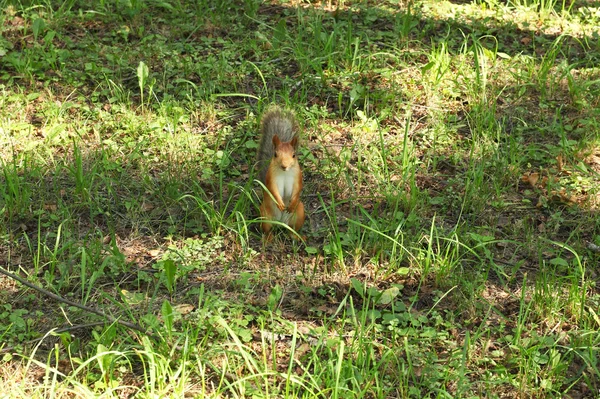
[1,0,599,397]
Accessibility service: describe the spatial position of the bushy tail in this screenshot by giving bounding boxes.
[256,106,298,182]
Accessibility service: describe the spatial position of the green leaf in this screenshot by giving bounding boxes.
[96,344,113,374]
[137,61,149,91]
[378,286,400,305]
[245,140,258,149]
[267,284,283,312]
[162,300,174,336]
[32,18,46,41]
[305,246,318,255]
[393,300,407,312]
[549,257,569,267]
[238,328,252,342]
[162,259,176,294]
[419,328,437,338]
[469,232,495,243]
[429,196,445,205]
[421,61,434,73]
[350,278,365,297]
[367,287,381,298]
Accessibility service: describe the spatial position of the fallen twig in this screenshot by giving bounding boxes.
[0,321,107,354]
[0,266,157,347]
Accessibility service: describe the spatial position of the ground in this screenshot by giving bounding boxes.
[0,0,599,398]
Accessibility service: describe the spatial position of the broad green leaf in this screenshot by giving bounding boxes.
[137,61,149,91]
[32,18,45,40]
[378,286,400,305]
[350,278,365,297]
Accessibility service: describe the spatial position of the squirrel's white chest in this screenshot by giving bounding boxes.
[274,169,296,203]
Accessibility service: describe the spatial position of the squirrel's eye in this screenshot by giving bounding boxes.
[293,153,296,158]
[273,151,277,158]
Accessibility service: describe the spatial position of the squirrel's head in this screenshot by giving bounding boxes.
[272,134,298,171]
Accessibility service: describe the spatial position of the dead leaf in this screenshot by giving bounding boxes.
[538,222,546,232]
[521,172,539,187]
[520,37,532,45]
[555,189,577,204]
[556,154,564,171]
[148,249,161,258]
[584,152,600,172]
[44,203,57,211]
[536,197,544,208]
[121,289,146,305]
[174,303,195,315]
[297,325,311,335]
[294,343,311,360]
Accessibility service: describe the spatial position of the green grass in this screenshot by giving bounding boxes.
[1,0,600,397]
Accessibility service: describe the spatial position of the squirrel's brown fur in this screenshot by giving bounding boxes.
[256,106,305,240]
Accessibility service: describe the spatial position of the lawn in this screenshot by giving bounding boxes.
[0,0,599,397]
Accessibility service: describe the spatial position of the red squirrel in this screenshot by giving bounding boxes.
[256,107,305,240]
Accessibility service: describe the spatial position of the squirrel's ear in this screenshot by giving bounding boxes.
[272,135,281,147]
[291,135,299,149]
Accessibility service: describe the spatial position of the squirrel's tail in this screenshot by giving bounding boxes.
[256,106,298,181]
[260,106,297,143]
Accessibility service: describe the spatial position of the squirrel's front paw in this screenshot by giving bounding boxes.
[277,202,286,211]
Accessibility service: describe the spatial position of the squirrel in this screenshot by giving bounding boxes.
[256,106,305,240]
